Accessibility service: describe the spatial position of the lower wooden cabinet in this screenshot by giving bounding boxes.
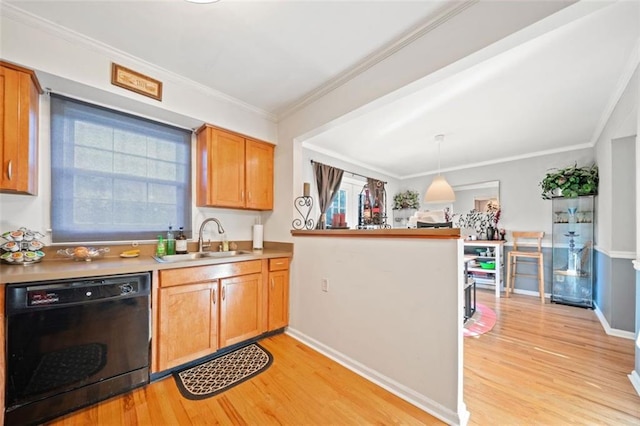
[154,260,265,372]
[268,258,290,331]
[219,273,263,347]
[154,258,290,373]
[158,282,218,371]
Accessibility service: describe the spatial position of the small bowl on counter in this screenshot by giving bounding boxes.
[57,247,110,262]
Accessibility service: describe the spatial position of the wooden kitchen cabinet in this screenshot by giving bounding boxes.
[155,260,263,371]
[196,124,274,210]
[157,282,219,371]
[268,257,290,331]
[219,273,264,347]
[0,61,42,195]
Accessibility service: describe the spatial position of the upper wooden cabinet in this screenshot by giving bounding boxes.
[196,125,274,210]
[0,61,42,195]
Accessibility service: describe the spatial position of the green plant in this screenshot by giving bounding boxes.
[392,190,420,210]
[539,163,598,199]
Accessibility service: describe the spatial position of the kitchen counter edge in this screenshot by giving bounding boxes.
[0,248,293,284]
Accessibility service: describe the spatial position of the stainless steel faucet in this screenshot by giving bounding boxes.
[198,218,225,252]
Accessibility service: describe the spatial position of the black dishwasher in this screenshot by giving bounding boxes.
[5,272,151,426]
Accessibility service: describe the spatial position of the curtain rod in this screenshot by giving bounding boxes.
[310,160,387,184]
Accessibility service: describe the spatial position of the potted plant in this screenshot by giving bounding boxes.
[539,163,598,199]
[392,190,420,210]
[392,190,420,227]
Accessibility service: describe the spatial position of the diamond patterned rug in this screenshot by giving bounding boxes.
[173,343,273,400]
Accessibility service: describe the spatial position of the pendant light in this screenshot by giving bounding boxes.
[424,134,456,203]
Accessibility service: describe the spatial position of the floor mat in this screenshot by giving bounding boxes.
[464,303,497,337]
[173,343,273,400]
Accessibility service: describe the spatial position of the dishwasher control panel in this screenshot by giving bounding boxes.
[6,273,151,311]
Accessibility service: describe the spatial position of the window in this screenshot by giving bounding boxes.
[50,94,192,243]
[325,177,363,228]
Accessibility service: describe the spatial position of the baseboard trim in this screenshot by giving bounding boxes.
[593,303,636,340]
[629,370,640,397]
[285,328,468,426]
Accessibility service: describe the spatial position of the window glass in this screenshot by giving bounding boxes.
[50,94,192,243]
[326,177,364,228]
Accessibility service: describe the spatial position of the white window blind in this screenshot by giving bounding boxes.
[50,94,192,243]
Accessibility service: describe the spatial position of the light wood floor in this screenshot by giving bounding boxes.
[49,290,639,425]
[465,290,639,425]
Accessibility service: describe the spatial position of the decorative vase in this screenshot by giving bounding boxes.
[486,227,495,241]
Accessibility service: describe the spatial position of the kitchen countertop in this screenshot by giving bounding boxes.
[0,247,293,284]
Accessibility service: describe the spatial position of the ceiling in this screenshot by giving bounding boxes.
[5,1,639,179]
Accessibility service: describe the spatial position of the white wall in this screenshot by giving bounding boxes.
[595,66,639,254]
[0,9,277,245]
[289,236,465,425]
[400,147,595,245]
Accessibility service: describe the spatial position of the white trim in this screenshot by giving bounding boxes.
[0,3,276,122]
[503,241,553,249]
[303,143,402,180]
[629,371,640,398]
[593,303,636,340]
[403,143,593,180]
[285,328,469,426]
[594,246,637,260]
[510,288,550,299]
[633,259,640,271]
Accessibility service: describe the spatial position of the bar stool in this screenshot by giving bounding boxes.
[506,231,545,302]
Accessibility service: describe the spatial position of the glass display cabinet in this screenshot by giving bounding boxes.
[551,195,594,308]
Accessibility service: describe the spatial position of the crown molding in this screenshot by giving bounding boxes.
[0,3,277,123]
[401,142,594,180]
[302,143,402,180]
[276,0,478,121]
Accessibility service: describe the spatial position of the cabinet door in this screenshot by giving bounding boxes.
[245,139,274,210]
[158,282,218,370]
[197,126,245,208]
[268,269,289,330]
[219,273,263,347]
[0,65,39,194]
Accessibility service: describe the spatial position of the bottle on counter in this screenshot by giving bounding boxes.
[363,188,372,224]
[166,225,175,255]
[175,227,188,254]
[156,235,166,257]
[372,196,381,224]
[221,233,229,252]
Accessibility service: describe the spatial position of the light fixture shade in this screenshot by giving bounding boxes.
[424,175,456,203]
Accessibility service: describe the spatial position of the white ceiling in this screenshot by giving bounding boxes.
[6,0,640,179]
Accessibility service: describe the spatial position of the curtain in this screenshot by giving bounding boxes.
[313,162,344,228]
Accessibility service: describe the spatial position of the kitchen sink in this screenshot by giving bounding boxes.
[153,250,253,263]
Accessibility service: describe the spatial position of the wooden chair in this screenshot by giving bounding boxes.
[506,231,545,302]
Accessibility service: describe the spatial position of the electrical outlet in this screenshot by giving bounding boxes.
[321,278,328,292]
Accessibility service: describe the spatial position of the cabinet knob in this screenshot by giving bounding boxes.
[222,286,226,300]
[7,160,12,181]
[212,288,216,304]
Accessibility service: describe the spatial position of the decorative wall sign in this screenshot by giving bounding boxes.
[111,63,163,101]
